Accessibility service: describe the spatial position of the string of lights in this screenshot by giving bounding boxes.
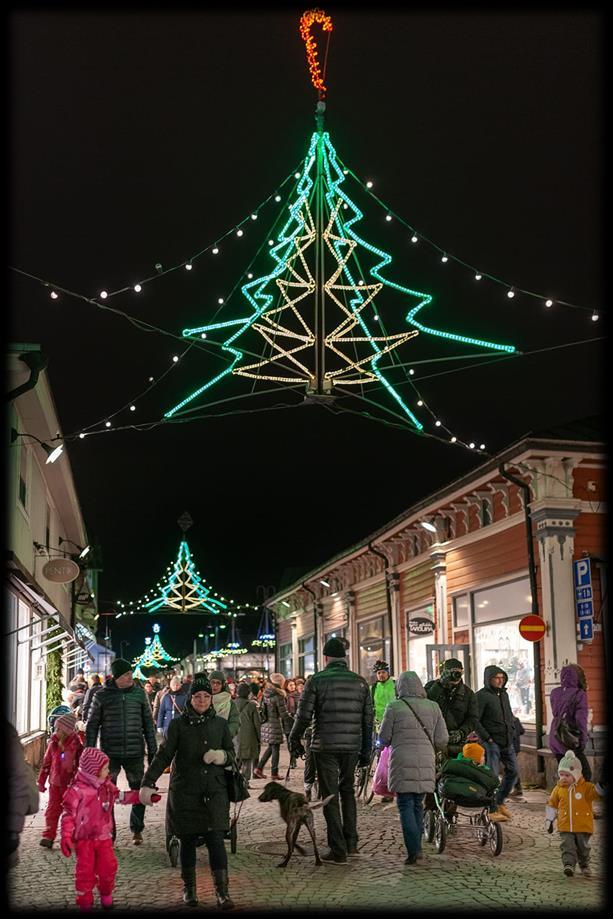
[336,157,600,321]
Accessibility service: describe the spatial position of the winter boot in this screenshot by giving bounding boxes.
[181,868,199,906]
[211,869,235,910]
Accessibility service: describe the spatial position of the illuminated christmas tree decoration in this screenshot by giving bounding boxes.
[132,624,179,672]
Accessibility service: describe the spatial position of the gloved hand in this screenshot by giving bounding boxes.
[358,753,371,768]
[203,749,227,766]
[290,741,306,759]
[60,837,73,857]
[139,786,160,806]
[75,720,86,732]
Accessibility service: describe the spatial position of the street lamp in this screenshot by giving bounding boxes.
[10,428,64,464]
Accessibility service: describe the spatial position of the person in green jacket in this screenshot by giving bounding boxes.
[371,661,396,727]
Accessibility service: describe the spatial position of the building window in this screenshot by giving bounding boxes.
[279,642,293,679]
[406,602,435,687]
[357,616,391,679]
[453,595,469,629]
[298,635,315,678]
[471,577,534,719]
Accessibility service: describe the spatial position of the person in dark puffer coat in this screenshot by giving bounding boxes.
[474,665,518,820]
[85,659,157,846]
[288,638,374,863]
[141,674,235,909]
[253,674,292,780]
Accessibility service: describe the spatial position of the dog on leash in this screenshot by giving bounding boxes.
[258,781,333,867]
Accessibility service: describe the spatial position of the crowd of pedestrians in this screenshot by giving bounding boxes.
[7,652,604,910]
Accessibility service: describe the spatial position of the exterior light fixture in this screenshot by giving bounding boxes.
[320,579,330,587]
[420,521,437,533]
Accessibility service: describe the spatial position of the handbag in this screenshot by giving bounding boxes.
[372,743,395,797]
[554,711,581,749]
[225,755,250,803]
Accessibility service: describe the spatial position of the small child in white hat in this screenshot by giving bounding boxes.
[545,750,604,878]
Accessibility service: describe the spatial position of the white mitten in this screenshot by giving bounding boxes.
[75,720,86,732]
[203,749,227,766]
[139,786,158,806]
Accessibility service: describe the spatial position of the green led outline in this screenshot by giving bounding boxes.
[143,539,229,614]
[165,130,515,424]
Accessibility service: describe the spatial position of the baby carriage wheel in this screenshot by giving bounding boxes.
[168,835,180,867]
[423,809,435,843]
[488,820,503,856]
[434,813,447,854]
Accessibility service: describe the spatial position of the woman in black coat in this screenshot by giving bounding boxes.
[141,674,235,909]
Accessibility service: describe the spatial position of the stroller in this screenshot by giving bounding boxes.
[423,765,503,857]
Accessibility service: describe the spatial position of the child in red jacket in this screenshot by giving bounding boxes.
[60,747,161,911]
[37,712,83,848]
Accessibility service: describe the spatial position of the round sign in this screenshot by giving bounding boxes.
[42,558,80,583]
[519,614,546,642]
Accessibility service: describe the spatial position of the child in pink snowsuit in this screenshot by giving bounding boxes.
[37,712,83,847]
[60,747,160,910]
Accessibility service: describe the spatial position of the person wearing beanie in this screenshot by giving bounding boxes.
[60,747,161,910]
[85,658,157,846]
[141,673,236,909]
[425,658,479,761]
[208,671,240,740]
[37,712,83,847]
[235,681,261,787]
[546,750,604,878]
[474,665,518,822]
[288,637,374,864]
[369,661,396,802]
[438,741,500,816]
[253,673,292,780]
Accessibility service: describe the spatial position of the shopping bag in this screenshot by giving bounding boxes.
[372,744,395,797]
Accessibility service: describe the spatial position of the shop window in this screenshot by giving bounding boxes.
[278,641,293,679]
[473,578,532,624]
[358,616,390,679]
[453,595,469,628]
[298,635,315,677]
[406,603,435,687]
[470,576,534,719]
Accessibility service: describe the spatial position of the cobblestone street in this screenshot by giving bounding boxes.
[8,748,605,913]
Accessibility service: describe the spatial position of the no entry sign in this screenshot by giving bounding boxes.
[519,614,546,642]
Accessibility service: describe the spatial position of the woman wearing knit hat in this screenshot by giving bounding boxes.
[253,673,292,781]
[141,673,236,909]
[37,712,83,848]
[545,750,604,878]
[59,748,161,910]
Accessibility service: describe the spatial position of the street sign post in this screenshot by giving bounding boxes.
[519,614,547,642]
[573,558,594,642]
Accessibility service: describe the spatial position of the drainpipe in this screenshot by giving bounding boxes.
[368,542,394,672]
[7,351,48,402]
[499,463,544,776]
[302,582,319,672]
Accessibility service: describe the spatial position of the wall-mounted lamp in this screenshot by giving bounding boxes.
[11,428,64,464]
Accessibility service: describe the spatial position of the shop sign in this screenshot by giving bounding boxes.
[408,617,434,635]
[518,614,546,642]
[42,558,80,583]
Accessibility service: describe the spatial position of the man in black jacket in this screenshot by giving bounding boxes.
[425,658,478,758]
[289,638,373,865]
[86,658,157,844]
[474,665,518,820]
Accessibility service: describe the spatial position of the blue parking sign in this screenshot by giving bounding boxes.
[579,618,594,641]
[573,558,592,588]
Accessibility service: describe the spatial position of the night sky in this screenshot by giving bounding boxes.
[9,11,603,660]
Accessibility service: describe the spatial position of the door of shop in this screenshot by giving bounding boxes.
[425,644,471,685]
